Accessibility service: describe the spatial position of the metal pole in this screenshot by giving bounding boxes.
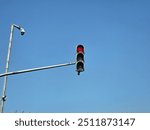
[0,62,76,77]
[0,25,14,113]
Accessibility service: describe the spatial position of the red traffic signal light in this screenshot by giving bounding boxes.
[77,45,84,53]
[76,44,84,75]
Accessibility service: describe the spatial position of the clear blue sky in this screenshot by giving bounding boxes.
[0,0,150,112]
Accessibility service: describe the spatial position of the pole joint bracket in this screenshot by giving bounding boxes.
[2,95,7,102]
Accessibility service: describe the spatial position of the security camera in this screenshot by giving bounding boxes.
[20,28,25,35]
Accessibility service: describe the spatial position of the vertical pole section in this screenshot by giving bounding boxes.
[0,25,14,113]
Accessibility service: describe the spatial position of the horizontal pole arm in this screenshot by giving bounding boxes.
[0,62,75,77]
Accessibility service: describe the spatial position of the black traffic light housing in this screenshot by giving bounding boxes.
[76,44,84,75]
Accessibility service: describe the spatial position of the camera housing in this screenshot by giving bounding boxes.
[20,28,25,35]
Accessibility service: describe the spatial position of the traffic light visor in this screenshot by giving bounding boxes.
[76,61,84,72]
[76,53,84,61]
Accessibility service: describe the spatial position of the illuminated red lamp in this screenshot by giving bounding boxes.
[76,45,84,53]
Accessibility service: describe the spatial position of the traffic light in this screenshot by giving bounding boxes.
[76,44,84,75]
